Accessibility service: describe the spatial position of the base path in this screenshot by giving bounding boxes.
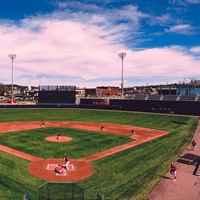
[0,121,168,181]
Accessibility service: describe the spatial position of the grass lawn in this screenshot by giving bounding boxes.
[0,109,198,200]
[0,127,132,159]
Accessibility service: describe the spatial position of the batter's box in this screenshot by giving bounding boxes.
[47,164,74,171]
[66,164,74,170]
[47,164,58,170]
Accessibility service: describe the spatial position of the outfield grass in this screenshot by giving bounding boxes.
[0,109,198,200]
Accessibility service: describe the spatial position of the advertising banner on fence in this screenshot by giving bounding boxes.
[80,98,110,106]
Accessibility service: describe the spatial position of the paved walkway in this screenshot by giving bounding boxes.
[148,121,200,200]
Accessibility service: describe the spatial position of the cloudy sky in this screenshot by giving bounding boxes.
[0,0,200,88]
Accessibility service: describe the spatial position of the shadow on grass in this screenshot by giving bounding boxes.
[172,121,188,125]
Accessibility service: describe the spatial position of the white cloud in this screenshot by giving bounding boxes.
[149,14,172,26]
[190,46,200,53]
[0,5,199,88]
[169,0,200,6]
[187,0,200,4]
[165,24,196,35]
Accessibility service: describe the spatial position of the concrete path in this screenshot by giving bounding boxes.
[148,121,200,200]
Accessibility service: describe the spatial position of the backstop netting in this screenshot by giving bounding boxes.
[38,181,84,200]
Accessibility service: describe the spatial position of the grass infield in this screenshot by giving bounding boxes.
[0,109,198,200]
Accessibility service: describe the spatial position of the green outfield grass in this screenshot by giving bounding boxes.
[0,109,198,200]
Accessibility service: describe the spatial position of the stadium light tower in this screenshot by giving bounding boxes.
[8,54,17,103]
[118,52,126,98]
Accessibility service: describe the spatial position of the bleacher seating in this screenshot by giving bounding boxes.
[162,95,178,101]
[133,94,147,100]
[178,95,197,101]
[147,95,162,101]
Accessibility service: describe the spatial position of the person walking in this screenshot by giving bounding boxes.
[191,140,197,151]
[170,163,177,181]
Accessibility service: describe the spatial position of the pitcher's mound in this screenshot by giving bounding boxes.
[46,136,72,142]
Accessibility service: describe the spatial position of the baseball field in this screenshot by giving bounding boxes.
[0,108,198,199]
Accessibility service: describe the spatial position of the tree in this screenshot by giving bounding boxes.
[0,83,8,96]
[178,78,200,87]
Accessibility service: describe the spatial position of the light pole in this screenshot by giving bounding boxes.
[184,77,189,95]
[8,54,17,103]
[118,52,126,98]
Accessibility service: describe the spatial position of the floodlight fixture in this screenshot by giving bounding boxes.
[118,52,126,98]
[8,54,17,103]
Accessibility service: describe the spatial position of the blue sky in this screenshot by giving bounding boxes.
[0,0,200,88]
